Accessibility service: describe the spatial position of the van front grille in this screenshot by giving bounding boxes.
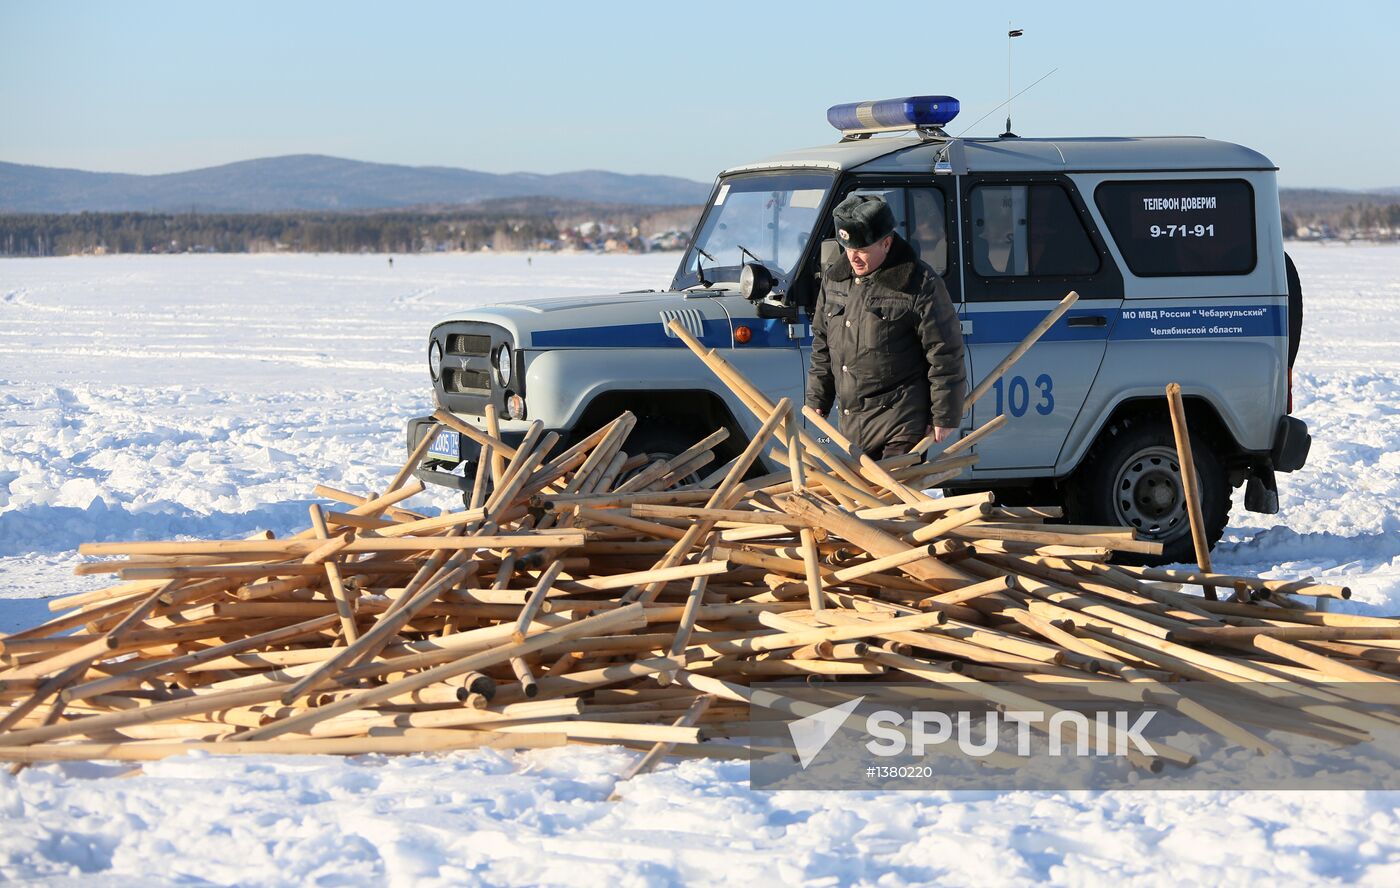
[444,368,491,393]
[446,333,492,356]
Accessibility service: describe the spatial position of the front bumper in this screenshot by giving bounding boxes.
[405,415,533,492]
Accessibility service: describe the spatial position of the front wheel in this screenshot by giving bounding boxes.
[618,423,710,488]
[1063,416,1230,566]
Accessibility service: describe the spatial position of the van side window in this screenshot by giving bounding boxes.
[846,186,949,275]
[1094,179,1256,276]
[907,188,948,275]
[970,184,1099,277]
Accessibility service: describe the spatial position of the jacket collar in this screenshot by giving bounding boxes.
[826,234,920,290]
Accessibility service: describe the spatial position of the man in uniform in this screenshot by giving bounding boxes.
[807,193,966,458]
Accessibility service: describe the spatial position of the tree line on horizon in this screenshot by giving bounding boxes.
[0,203,701,257]
[1282,202,1400,240]
[1,199,1395,257]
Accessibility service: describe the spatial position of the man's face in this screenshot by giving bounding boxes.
[847,235,893,276]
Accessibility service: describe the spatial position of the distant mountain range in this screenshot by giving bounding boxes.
[0,155,711,213]
[0,154,1393,217]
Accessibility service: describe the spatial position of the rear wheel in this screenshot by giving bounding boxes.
[1064,415,1230,565]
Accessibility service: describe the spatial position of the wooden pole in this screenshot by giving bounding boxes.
[607,694,714,800]
[1165,382,1216,599]
[390,421,443,497]
[512,562,565,643]
[0,733,568,762]
[665,537,721,676]
[308,504,360,643]
[786,411,826,612]
[914,413,1008,458]
[230,603,646,742]
[966,291,1079,410]
[483,402,506,488]
[663,318,877,497]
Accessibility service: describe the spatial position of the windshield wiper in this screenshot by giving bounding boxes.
[694,246,716,289]
[735,244,764,267]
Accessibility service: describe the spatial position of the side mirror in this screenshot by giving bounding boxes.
[740,263,775,302]
[819,238,841,272]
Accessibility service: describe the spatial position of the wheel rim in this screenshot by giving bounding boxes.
[1111,445,1191,541]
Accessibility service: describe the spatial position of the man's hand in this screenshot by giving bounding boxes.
[928,425,957,444]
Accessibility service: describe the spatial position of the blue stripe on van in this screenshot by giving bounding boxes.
[527,305,1284,349]
[531,319,731,348]
[963,304,1284,344]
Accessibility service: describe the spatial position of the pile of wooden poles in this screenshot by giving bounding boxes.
[1,311,1396,778]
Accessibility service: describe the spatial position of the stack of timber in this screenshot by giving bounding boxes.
[0,316,1393,778]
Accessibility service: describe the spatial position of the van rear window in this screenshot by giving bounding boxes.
[1094,180,1256,276]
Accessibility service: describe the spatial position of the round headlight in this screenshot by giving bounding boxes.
[739,262,774,302]
[495,344,512,387]
[428,340,443,381]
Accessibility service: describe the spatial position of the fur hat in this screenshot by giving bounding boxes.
[832,193,896,249]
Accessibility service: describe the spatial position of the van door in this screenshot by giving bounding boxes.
[957,175,1124,473]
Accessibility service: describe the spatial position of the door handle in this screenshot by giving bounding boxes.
[1067,315,1108,328]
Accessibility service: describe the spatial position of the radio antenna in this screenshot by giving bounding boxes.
[1004,25,1024,137]
[954,67,1058,138]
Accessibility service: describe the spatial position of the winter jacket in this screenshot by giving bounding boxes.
[806,234,967,453]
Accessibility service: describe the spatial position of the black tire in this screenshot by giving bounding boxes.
[619,424,709,487]
[1064,415,1230,566]
[1285,252,1303,369]
[988,483,1055,508]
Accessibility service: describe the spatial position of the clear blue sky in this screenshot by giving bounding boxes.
[2,0,1396,189]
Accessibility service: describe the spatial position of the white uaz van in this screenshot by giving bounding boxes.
[407,95,1310,564]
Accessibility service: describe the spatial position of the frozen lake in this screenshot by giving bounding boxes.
[1,245,1398,884]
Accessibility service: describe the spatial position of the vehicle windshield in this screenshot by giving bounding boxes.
[672,171,834,291]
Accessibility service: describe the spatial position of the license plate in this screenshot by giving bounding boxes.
[426,429,461,460]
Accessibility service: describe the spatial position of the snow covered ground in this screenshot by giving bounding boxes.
[1,245,1398,885]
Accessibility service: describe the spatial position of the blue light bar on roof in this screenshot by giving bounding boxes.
[827,95,960,134]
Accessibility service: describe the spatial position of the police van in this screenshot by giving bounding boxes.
[407,95,1310,564]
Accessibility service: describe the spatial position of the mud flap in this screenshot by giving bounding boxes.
[1245,467,1279,515]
